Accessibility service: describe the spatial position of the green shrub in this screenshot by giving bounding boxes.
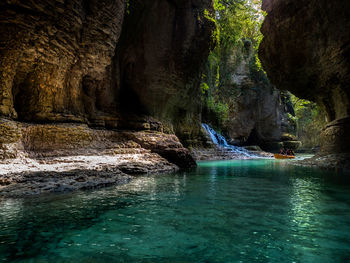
[206,97,229,128]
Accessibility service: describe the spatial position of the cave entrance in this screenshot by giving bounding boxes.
[12,79,33,121]
[245,128,261,146]
[119,62,148,116]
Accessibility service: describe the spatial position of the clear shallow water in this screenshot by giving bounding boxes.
[1,159,350,262]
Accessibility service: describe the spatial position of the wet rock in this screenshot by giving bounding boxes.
[0,169,132,198]
[123,131,197,169]
[295,154,350,173]
[320,117,350,155]
[0,152,178,197]
[0,120,187,197]
[243,146,263,152]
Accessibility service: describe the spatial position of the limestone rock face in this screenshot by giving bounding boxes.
[259,0,350,155]
[0,0,214,134]
[116,0,215,144]
[0,0,215,167]
[320,117,350,155]
[204,44,294,147]
[225,86,284,144]
[0,0,125,125]
[0,118,190,170]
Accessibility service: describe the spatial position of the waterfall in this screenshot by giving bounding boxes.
[201,123,253,158]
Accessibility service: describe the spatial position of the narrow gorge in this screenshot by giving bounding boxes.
[1,1,350,262]
[0,0,349,197]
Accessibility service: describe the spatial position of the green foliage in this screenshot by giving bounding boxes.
[200,82,210,94]
[287,113,297,127]
[203,0,266,87]
[214,0,265,51]
[290,93,326,148]
[204,9,220,44]
[249,54,269,84]
[205,97,229,129]
[201,0,267,130]
[126,0,130,14]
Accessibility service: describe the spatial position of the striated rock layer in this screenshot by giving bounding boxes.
[0,0,214,137]
[116,0,215,145]
[0,0,215,188]
[0,0,125,124]
[259,0,350,162]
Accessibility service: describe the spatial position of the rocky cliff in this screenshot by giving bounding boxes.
[259,0,350,160]
[0,0,215,167]
[202,41,298,152]
[0,0,216,195]
[0,0,213,131]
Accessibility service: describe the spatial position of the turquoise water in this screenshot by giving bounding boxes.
[1,159,350,262]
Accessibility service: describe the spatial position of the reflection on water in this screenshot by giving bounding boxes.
[1,159,350,262]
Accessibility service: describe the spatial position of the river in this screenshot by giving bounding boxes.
[1,158,350,262]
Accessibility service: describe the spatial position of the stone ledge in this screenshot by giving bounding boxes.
[294,153,350,173]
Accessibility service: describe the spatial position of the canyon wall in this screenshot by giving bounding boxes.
[0,0,215,167]
[0,0,214,131]
[0,0,125,124]
[259,0,350,156]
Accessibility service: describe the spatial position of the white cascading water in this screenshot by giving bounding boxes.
[201,123,254,158]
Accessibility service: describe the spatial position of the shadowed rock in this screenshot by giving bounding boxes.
[259,0,350,162]
[0,0,216,173]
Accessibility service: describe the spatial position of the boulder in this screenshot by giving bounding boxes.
[282,141,302,151]
[123,131,197,169]
[260,142,283,152]
[280,133,297,142]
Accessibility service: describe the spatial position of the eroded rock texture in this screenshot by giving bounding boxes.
[0,0,125,125]
[116,0,215,144]
[0,0,214,131]
[0,0,215,170]
[259,0,350,156]
[0,118,194,196]
[202,43,296,152]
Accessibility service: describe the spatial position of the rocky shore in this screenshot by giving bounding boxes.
[0,120,195,198]
[191,146,273,161]
[0,154,178,198]
[294,153,350,173]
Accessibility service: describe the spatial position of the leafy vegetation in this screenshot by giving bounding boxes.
[201,0,266,130]
[201,0,326,150]
[290,94,326,149]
